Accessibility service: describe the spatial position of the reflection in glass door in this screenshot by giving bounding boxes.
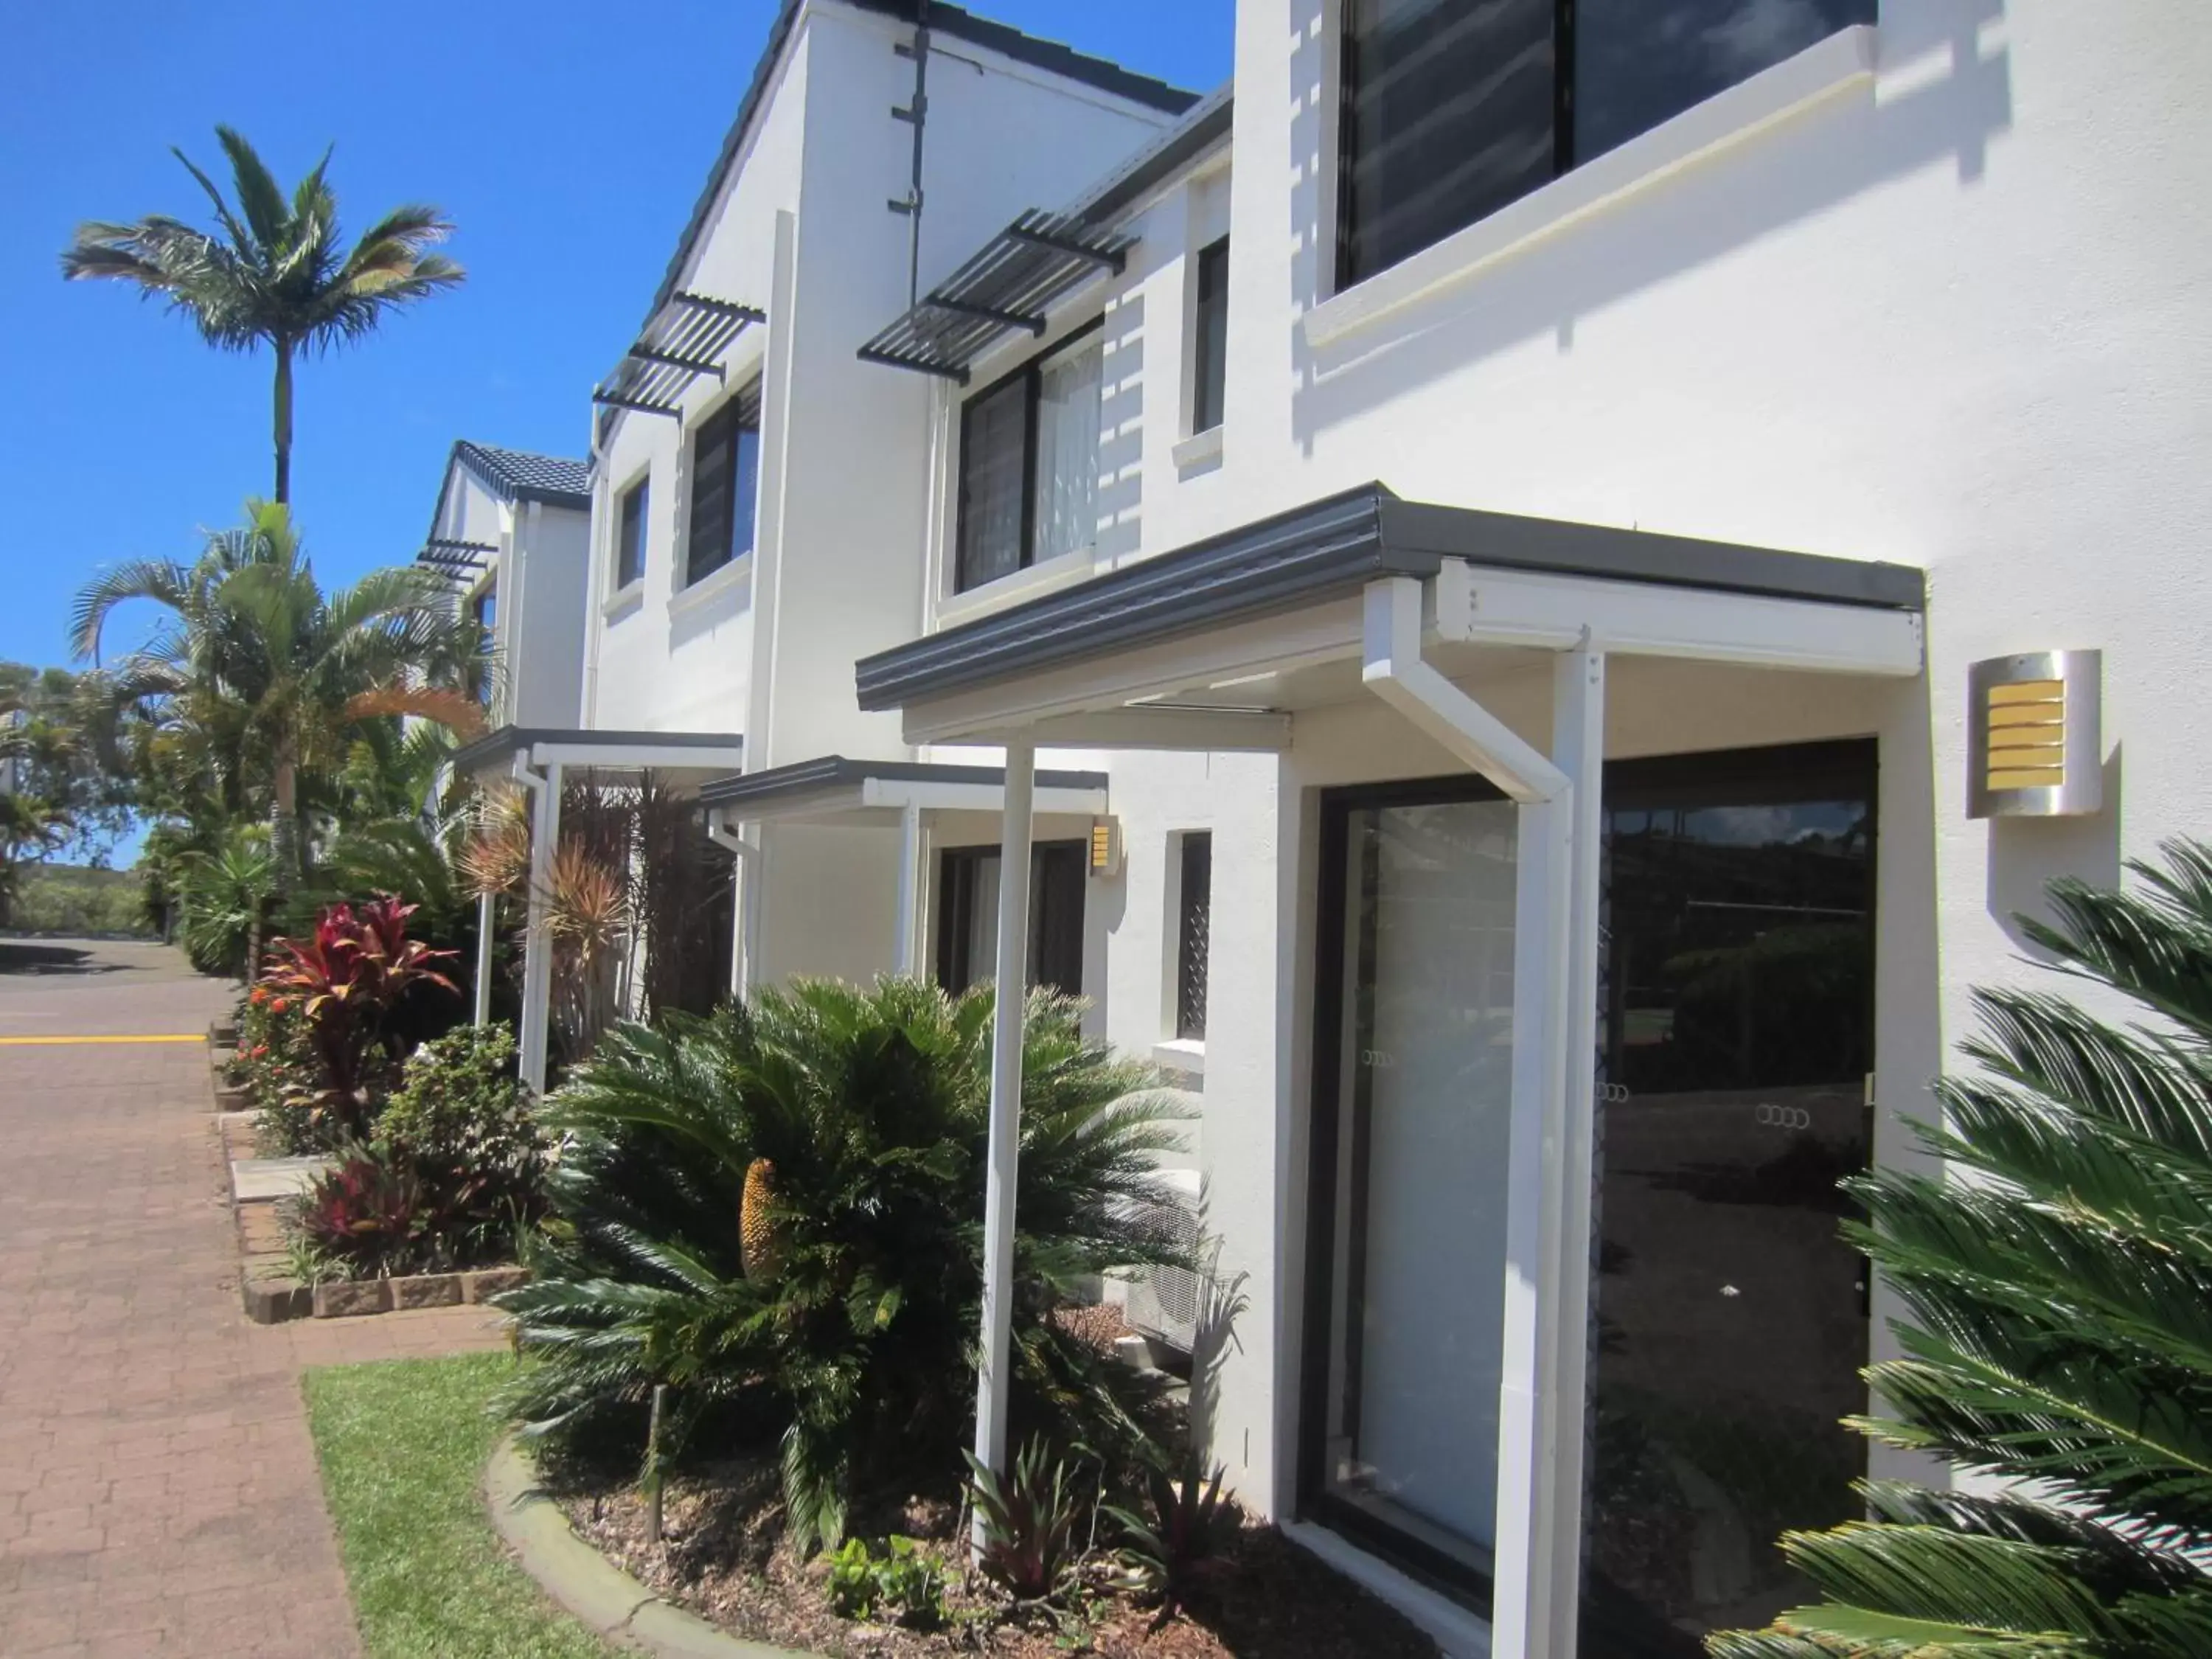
[1579,740,1876,1655]
[1302,788,1520,1608]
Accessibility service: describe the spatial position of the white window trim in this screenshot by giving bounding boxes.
[1304,22,1879,351]
[1150,1037,1205,1079]
[936,542,1098,628]
[599,579,646,621]
[667,550,752,619]
[1172,425,1224,471]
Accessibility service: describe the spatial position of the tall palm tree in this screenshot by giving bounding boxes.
[72,501,490,892]
[60,125,462,504]
[1713,842,2212,1658]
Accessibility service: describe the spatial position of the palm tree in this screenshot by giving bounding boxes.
[1712,842,2212,1658]
[72,501,489,894]
[60,125,462,504]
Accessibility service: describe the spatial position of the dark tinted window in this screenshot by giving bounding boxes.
[935,841,1086,998]
[1340,0,1556,287]
[957,375,1032,592]
[616,477,648,590]
[1576,0,1874,161]
[1192,238,1230,434]
[1339,0,1875,286]
[686,391,759,587]
[1175,831,1212,1039]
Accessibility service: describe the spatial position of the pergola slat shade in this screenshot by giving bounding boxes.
[593,291,766,418]
[857,211,1135,384]
[414,538,495,583]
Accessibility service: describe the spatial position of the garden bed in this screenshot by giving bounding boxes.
[544,1455,1438,1659]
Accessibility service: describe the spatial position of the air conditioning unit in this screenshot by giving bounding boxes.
[1120,1169,1202,1355]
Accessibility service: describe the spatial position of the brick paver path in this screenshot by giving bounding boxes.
[0,937,505,1658]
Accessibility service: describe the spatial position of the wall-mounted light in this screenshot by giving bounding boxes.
[1088,816,1123,877]
[1966,650,2102,818]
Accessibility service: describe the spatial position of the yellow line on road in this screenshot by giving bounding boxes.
[0,1034,208,1046]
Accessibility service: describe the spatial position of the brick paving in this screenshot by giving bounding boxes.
[0,937,507,1658]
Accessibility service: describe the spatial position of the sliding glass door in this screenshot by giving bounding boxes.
[1302,742,1877,1641]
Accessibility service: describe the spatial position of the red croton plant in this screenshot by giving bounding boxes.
[259,897,459,1141]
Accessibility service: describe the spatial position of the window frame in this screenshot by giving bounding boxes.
[933,840,1088,997]
[1334,0,1871,292]
[615,471,650,592]
[953,314,1105,595]
[684,380,762,589]
[1191,237,1230,437]
[1174,830,1212,1040]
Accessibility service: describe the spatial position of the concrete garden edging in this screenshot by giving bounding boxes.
[486,1436,819,1658]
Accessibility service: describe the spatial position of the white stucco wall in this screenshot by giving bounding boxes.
[905,0,2212,1537]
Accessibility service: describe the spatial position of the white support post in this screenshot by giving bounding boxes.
[1544,644,1607,1659]
[515,754,563,1097]
[894,799,923,978]
[971,740,1034,1549]
[473,890,496,1026]
[706,811,756,1001]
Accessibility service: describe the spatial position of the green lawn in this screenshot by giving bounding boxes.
[302,1352,612,1659]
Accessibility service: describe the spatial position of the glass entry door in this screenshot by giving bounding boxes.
[1579,740,1876,1655]
[1302,787,1520,1608]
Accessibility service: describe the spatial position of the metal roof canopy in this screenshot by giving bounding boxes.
[451,724,745,782]
[594,292,766,419]
[858,212,1134,383]
[415,538,495,583]
[698,754,1107,825]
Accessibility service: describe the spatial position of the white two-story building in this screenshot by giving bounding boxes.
[473,1,2211,1654]
[836,2,2212,1656]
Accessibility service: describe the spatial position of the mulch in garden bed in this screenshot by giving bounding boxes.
[553,1459,1440,1659]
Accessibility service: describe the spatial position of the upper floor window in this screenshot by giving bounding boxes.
[956,323,1103,594]
[616,475,649,591]
[686,383,761,587]
[1338,0,1875,288]
[1192,237,1229,435]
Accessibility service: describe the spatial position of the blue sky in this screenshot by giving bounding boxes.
[0,1,1232,670]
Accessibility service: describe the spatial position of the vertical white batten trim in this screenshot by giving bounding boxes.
[706,812,758,1000]
[746,208,802,776]
[972,739,1035,1549]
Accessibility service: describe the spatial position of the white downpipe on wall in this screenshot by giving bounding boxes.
[971,740,1035,1551]
[473,890,496,1027]
[894,799,924,975]
[1543,644,1607,1659]
[1358,577,1582,1659]
[706,812,758,1001]
[513,751,563,1096]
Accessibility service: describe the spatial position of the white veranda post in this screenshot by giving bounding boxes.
[896,798,924,975]
[515,754,563,1096]
[971,740,1034,1549]
[473,890,496,1026]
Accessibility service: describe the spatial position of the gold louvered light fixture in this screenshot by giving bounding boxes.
[1966,650,2103,818]
[1088,817,1122,877]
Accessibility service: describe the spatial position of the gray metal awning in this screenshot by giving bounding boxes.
[857,212,1134,384]
[451,725,745,782]
[698,754,1107,825]
[415,538,495,584]
[593,291,766,420]
[856,482,1926,715]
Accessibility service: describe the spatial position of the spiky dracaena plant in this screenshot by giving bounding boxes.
[496,977,1191,1554]
[1712,841,2212,1659]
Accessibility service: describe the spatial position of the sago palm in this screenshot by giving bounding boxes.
[498,978,1193,1554]
[60,125,462,502]
[72,501,489,890]
[1713,841,2212,1658]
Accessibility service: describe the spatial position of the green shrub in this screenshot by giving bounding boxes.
[375,1023,544,1262]
[7,865,149,934]
[1714,841,2212,1658]
[824,1535,947,1627]
[495,977,1191,1555]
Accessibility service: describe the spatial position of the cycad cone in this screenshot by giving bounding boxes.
[740,1158,784,1283]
